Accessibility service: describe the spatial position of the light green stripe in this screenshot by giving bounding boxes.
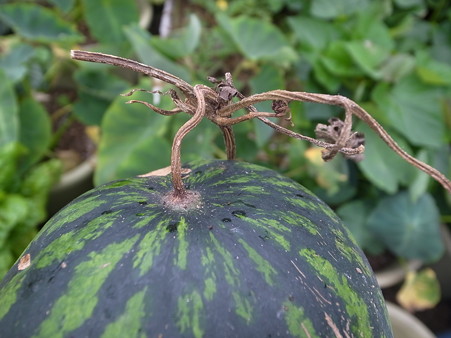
[239,216,291,251]
[201,247,217,301]
[209,233,240,287]
[35,235,139,338]
[238,239,276,285]
[133,222,168,276]
[44,194,107,235]
[331,227,372,277]
[299,248,371,336]
[176,291,204,338]
[283,301,317,337]
[36,211,120,269]
[0,273,25,320]
[232,291,253,323]
[100,288,148,338]
[175,217,188,270]
[282,211,319,235]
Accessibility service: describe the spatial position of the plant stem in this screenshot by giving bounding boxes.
[70,50,194,96]
[170,85,212,197]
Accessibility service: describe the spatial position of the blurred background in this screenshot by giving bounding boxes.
[0,0,450,335]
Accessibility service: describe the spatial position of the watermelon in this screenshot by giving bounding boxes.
[0,160,392,337]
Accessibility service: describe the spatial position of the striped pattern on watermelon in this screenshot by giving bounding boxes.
[0,160,392,337]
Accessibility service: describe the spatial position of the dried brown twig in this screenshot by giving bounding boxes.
[71,50,451,197]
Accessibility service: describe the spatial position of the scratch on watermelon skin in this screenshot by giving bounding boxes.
[0,160,393,337]
[283,301,316,337]
[299,248,371,336]
[35,235,139,338]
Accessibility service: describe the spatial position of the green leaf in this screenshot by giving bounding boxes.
[18,98,52,170]
[47,0,75,13]
[20,159,62,227]
[0,143,25,191]
[95,86,172,185]
[0,43,35,83]
[287,16,339,50]
[320,41,363,78]
[356,122,415,193]
[217,14,295,62]
[345,40,390,78]
[150,15,202,60]
[249,64,284,147]
[73,67,131,125]
[337,200,384,255]
[367,191,443,262]
[20,159,62,200]
[0,71,18,147]
[81,0,139,44]
[379,54,416,82]
[0,249,13,280]
[310,0,370,18]
[416,50,451,85]
[372,76,445,148]
[0,194,29,248]
[124,24,191,81]
[394,0,424,8]
[408,150,431,202]
[0,3,83,44]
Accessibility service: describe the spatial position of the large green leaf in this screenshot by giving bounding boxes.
[0,71,18,147]
[310,0,370,18]
[18,98,52,171]
[0,43,35,84]
[81,0,139,44]
[0,143,24,191]
[95,86,173,185]
[249,64,284,147]
[73,67,130,125]
[287,16,340,51]
[217,14,296,63]
[0,194,29,248]
[150,15,202,60]
[345,41,390,79]
[356,122,416,193]
[416,50,451,85]
[47,0,75,13]
[372,76,445,148]
[320,41,363,78]
[124,24,191,82]
[337,200,384,255]
[367,191,443,262]
[0,3,83,44]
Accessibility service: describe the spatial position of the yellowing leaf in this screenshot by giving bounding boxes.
[396,268,441,312]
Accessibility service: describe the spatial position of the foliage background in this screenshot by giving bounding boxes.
[0,0,450,278]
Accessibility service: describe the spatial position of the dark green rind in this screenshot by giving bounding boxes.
[0,160,392,337]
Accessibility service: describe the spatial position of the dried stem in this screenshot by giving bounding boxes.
[170,85,213,197]
[70,50,194,97]
[70,50,451,194]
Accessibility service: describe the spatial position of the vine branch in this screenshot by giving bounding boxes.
[71,50,451,194]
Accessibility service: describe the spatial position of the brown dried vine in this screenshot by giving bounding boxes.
[71,50,451,197]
